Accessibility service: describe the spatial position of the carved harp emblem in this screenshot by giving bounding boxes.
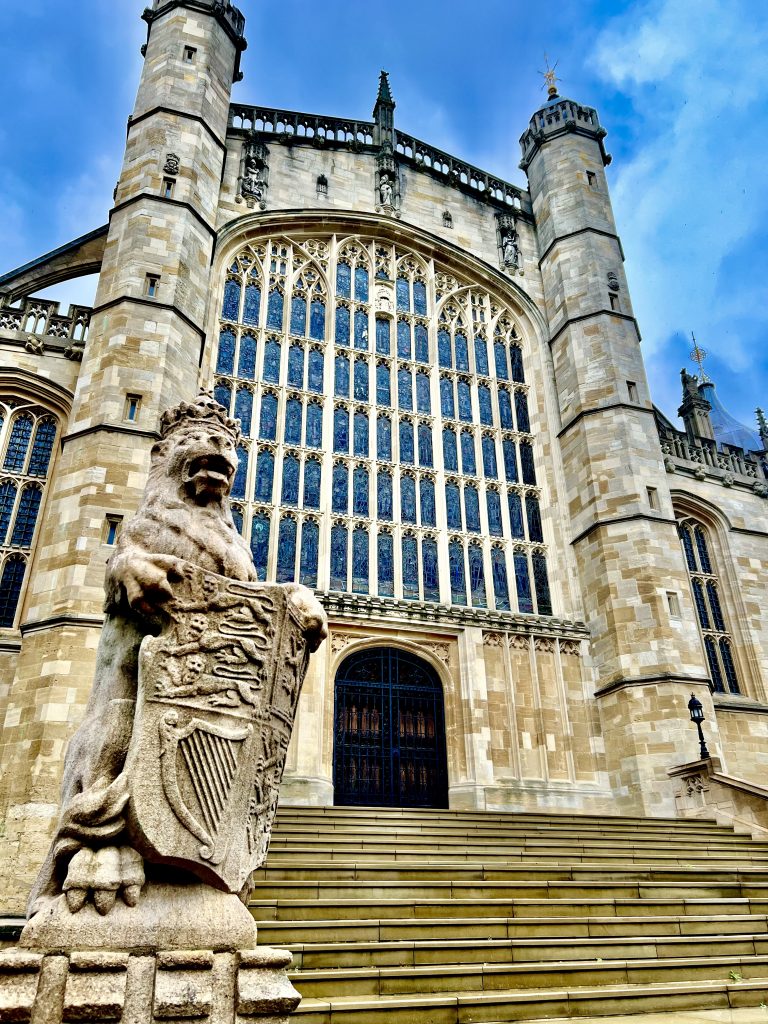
[159,710,252,864]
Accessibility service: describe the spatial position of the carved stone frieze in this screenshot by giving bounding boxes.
[560,639,582,657]
[331,632,356,655]
[509,634,530,651]
[483,632,506,649]
[425,642,451,666]
[534,637,556,653]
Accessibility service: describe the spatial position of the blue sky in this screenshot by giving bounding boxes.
[1,0,765,432]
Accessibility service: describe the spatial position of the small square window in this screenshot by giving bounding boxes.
[183,46,197,63]
[162,178,175,199]
[627,380,638,403]
[104,515,123,546]
[145,274,160,299]
[646,486,659,511]
[124,394,142,422]
[667,591,681,618]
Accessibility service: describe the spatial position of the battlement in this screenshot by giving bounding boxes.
[659,421,768,495]
[144,0,246,44]
[519,97,609,171]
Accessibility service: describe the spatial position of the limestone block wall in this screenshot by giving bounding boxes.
[714,705,768,781]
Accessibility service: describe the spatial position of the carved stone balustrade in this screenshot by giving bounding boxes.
[659,424,768,494]
[0,295,91,354]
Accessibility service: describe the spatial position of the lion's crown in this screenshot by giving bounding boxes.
[160,390,241,442]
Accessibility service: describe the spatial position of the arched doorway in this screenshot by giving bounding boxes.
[333,647,449,808]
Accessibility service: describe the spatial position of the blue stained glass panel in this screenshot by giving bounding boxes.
[231,506,244,535]
[375,317,390,355]
[264,339,281,383]
[354,412,369,457]
[474,336,489,376]
[413,280,427,316]
[334,355,350,397]
[303,458,321,508]
[300,520,319,587]
[402,535,419,599]
[376,363,391,406]
[491,548,510,610]
[440,378,455,418]
[398,369,413,411]
[216,330,235,375]
[259,394,277,440]
[416,372,430,414]
[455,333,469,372]
[284,399,302,445]
[418,424,433,467]
[520,442,536,485]
[267,289,283,330]
[422,538,439,601]
[465,486,481,533]
[457,380,472,422]
[692,579,709,628]
[10,486,41,548]
[377,532,394,596]
[306,403,322,448]
[515,391,531,433]
[336,263,351,298]
[460,431,476,475]
[695,527,712,573]
[281,456,300,506]
[30,421,56,479]
[532,551,552,615]
[508,491,525,538]
[332,463,349,513]
[478,385,492,426]
[680,527,696,571]
[720,640,740,693]
[288,344,304,387]
[377,416,392,461]
[250,513,270,580]
[335,305,350,345]
[482,436,497,477]
[276,517,297,582]
[503,440,518,482]
[707,582,725,631]
[526,495,543,542]
[237,334,256,379]
[499,389,513,429]
[442,428,458,472]
[438,330,452,369]
[705,636,724,692]
[353,467,369,516]
[510,345,525,383]
[494,341,508,380]
[397,320,411,359]
[0,557,26,628]
[214,383,231,413]
[487,490,503,536]
[234,388,253,436]
[334,408,349,453]
[243,283,261,326]
[468,544,486,607]
[399,420,415,464]
[377,472,393,520]
[354,359,369,401]
[415,324,429,362]
[352,528,369,594]
[222,279,240,321]
[449,541,467,606]
[308,349,324,393]
[354,266,369,302]
[420,477,436,526]
[401,475,417,523]
[446,482,462,529]
[330,525,347,590]
[514,551,534,613]
[354,310,368,350]
[254,450,274,502]
[396,277,410,311]
[0,481,17,544]
[310,299,325,341]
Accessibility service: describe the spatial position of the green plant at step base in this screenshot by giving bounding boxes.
[729,970,743,982]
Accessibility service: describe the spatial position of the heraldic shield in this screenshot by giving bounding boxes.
[125,561,323,894]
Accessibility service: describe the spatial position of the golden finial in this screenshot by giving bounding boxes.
[689,332,711,383]
[540,55,560,100]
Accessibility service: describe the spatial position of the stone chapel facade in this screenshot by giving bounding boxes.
[0,0,767,914]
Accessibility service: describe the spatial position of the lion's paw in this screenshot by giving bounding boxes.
[63,846,145,915]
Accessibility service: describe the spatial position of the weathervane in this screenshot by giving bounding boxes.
[689,332,711,383]
[540,55,560,100]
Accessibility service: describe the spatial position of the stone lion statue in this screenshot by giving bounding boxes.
[29,392,326,917]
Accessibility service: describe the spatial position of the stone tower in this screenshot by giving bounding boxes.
[519,89,716,812]
[0,0,247,914]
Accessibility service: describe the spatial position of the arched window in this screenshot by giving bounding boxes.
[281,455,300,506]
[422,537,439,601]
[377,471,393,520]
[4,414,33,472]
[308,348,324,393]
[487,489,503,537]
[464,485,481,533]
[510,345,525,383]
[474,336,489,376]
[263,338,281,383]
[415,325,429,363]
[460,431,476,475]
[396,276,410,311]
[336,262,351,298]
[267,289,284,330]
[526,494,543,542]
[402,533,419,599]
[508,490,525,539]
[250,513,270,580]
[514,549,534,614]
[438,330,452,369]
[276,517,297,582]
[330,524,348,590]
[515,390,531,433]
[418,424,433,468]
[468,543,486,607]
[303,458,321,509]
[503,439,518,482]
[443,428,458,472]
[478,385,492,426]
[377,415,392,461]
[332,463,349,514]
[258,393,278,440]
[355,266,369,303]
[415,372,430,414]
[334,407,350,453]
[0,481,17,543]
[401,475,417,524]
[335,354,350,397]
[243,282,261,326]
[232,446,248,499]
[290,295,307,336]
[455,333,469,372]
[309,298,325,341]
[216,329,236,374]
[354,309,368,350]
[449,540,466,606]
[28,419,57,477]
[397,320,411,359]
[354,359,369,402]
[238,334,257,379]
[335,304,351,346]
[494,341,508,380]
[420,477,436,527]
[254,450,274,502]
[376,364,391,406]
[498,389,513,429]
[532,551,552,615]
[399,420,415,464]
[9,486,41,548]
[413,280,427,316]
[221,278,241,322]
[214,381,232,413]
[352,527,369,594]
[491,547,510,610]
[234,388,253,436]
[305,402,323,448]
[377,531,394,596]
[520,442,536,485]
[375,318,390,355]
[440,377,454,418]
[287,344,304,387]
[446,482,462,530]
[300,520,319,587]
[0,555,27,628]
[354,411,369,457]
[481,435,497,478]
[353,467,369,516]
[457,380,472,422]
[398,368,413,410]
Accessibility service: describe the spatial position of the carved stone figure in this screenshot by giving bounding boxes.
[379,173,393,207]
[28,391,327,919]
[502,230,520,268]
[163,152,180,176]
[242,155,266,201]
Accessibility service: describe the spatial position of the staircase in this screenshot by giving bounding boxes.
[251,806,768,1023]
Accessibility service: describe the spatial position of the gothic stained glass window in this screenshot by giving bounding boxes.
[27,419,56,479]
[399,420,415,464]
[508,491,525,538]
[305,402,322,448]
[455,333,469,372]
[515,391,531,433]
[254,450,274,502]
[330,525,348,590]
[231,505,244,535]
[398,369,413,411]
[303,458,321,509]
[281,455,300,506]
[396,277,410,311]
[705,637,724,693]
[446,483,462,530]
[354,359,369,402]
[494,341,508,380]
[0,481,16,543]
[415,324,429,363]
[353,467,369,516]
[335,354,350,397]
[532,551,552,615]
[520,441,537,485]
[416,372,430,414]
[449,541,467,605]
[397,320,412,360]
[276,517,297,582]
[214,382,231,413]
[498,389,513,429]
[378,531,394,597]
[376,363,391,406]
[457,380,472,422]
[377,471,393,520]
[9,486,41,548]
[401,476,417,524]
[332,463,349,514]
[288,344,304,387]
[680,526,697,572]
[232,445,248,499]
[250,513,270,580]
[487,490,503,536]
[694,527,712,573]
[708,582,726,631]
[376,317,390,355]
[514,550,534,614]
[308,349,324,393]
[216,330,235,375]
[413,280,427,316]
[491,547,511,610]
[720,640,739,694]
[290,295,307,337]
[222,279,241,321]
[478,385,492,426]
[264,339,281,383]
[354,309,368,350]
[465,486,481,533]
[422,538,439,602]
[243,283,261,326]
[418,423,433,467]
[420,477,436,527]
[443,428,458,472]
[482,435,497,478]
[335,305,350,345]
[354,411,369,457]
[258,393,278,440]
[402,534,419,599]
[310,299,325,341]
[503,439,518,482]
[468,544,487,607]
[267,289,284,330]
[692,579,710,629]
[440,377,454,418]
[238,334,257,379]
[336,262,351,298]
[474,336,489,376]
[377,415,392,461]
[334,407,349,453]
[352,528,369,594]
[235,388,253,436]
[460,431,476,475]
[526,494,543,542]
[300,520,319,587]
[438,330,452,369]
[354,266,369,303]
[510,345,525,383]
[0,556,26,628]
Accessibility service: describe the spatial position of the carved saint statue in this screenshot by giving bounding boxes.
[502,229,520,269]
[29,392,327,918]
[379,173,394,207]
[242,155,265,201]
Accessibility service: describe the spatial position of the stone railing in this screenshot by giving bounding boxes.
[519,97,608,171]
[0,296,91,345]
[230,104,375,147]
[659,427,768,492]
[670,757,768,839]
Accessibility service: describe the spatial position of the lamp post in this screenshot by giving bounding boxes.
[688,693,711,760]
